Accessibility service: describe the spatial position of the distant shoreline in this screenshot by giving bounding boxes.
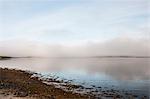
[0,56,12,59]
[1,56,150,59]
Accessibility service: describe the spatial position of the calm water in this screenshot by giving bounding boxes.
[0,58,150,96]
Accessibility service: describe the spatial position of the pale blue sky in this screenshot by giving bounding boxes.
[0,0,149,44]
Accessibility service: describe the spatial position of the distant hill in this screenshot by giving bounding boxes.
[0,56,12,59]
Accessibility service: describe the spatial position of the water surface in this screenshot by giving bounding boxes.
[0,58,150,97]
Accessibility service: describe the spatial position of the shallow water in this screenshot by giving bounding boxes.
[0,58,150,97]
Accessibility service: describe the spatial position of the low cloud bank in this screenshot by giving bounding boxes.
[0,37,149,57]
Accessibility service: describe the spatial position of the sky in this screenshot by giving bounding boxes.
[0,0,149,57]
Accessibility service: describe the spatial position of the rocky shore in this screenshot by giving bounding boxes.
[0,68,149,99]
[0,68,89,99]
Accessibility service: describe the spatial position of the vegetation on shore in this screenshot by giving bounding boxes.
[0,68,89,99]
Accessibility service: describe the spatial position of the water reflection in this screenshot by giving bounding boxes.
[0,58,149,81]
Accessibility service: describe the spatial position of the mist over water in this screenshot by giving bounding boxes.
[0,0,149,98]
[0,38,149,57]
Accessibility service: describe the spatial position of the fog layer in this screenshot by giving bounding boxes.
[0,37,149,57]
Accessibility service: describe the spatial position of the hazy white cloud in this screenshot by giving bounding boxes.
[0,37,149,57]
